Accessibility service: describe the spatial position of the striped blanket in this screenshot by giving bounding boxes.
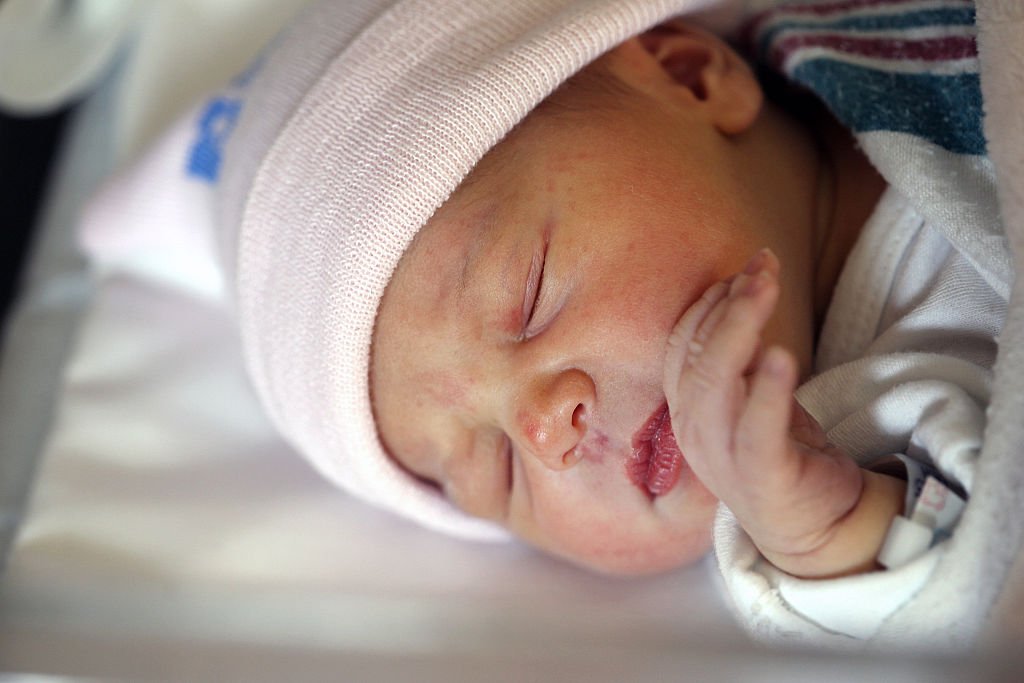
[745,0,983,154]
[722,0,1023,650]
[741,0,1011,303]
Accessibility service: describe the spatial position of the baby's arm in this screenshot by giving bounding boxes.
[664,249,906,579]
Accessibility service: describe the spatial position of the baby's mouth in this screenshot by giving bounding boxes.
[628,403,685,497]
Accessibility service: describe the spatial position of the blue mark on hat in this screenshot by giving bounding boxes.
[186,96,243,183]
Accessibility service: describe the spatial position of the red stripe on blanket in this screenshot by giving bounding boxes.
[775,0,971,17]
[740,0,974,46]
[771,32,977,67]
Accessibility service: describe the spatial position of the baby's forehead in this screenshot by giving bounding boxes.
[392,129,537,289]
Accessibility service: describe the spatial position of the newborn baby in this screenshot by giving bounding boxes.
[370,21,901,577]
[218,0,1003,644]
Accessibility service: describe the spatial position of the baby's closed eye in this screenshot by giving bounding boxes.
[521,239,548,338]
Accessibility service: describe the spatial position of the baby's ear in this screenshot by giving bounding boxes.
[629,20,762,135]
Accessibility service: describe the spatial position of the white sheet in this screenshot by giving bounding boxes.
[0,1,744,677]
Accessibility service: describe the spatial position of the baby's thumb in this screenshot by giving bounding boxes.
[789,398,830,450]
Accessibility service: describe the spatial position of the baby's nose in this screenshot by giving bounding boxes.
[514,368,595,470]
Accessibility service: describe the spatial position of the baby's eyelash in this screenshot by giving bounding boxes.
[501,433,515,515]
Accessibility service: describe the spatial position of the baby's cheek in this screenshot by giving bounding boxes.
[522,481,642,567]
[540,522,709,575]
[568,293,665,366]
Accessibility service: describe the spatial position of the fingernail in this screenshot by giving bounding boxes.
[763,347,791,377]
[742,248,768,276]
[742,270,768,297]
[706,280,729,299]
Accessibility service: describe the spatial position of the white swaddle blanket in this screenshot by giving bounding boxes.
[74,0,1024,651]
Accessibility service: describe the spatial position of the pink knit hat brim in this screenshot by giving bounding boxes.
[220,0,712,539]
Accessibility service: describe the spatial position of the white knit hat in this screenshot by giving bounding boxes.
[219,0,705,539]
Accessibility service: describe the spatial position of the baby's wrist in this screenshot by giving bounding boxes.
[759,470,906,579]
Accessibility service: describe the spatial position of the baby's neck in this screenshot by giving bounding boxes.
[810,112,888,326]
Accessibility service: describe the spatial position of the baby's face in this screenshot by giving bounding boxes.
[371,40,814,574]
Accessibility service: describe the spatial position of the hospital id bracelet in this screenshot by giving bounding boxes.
[877,473,966,570]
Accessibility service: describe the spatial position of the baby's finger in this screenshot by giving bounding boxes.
[676,259,779,399]
[735,345,797,469]
[666,268,779,477]
[664,279,730,389]
[687,290,731,361]
[728,248,779,299]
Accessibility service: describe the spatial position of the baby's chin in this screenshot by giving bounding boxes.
[536,528,715,576]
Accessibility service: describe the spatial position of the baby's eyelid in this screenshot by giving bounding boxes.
[522,244,548,336]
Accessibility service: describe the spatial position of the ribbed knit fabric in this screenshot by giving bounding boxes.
[218,0,713,539]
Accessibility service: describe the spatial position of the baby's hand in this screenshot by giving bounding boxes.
[664,249,904,578]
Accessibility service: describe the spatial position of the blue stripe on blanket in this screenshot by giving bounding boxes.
[754,7,976,56]
[790,59,985,154]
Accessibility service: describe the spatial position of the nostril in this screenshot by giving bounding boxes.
[561,448,583,467]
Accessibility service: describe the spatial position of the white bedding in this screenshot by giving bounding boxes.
[0,2,743,678]
[1,0,1021,678]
